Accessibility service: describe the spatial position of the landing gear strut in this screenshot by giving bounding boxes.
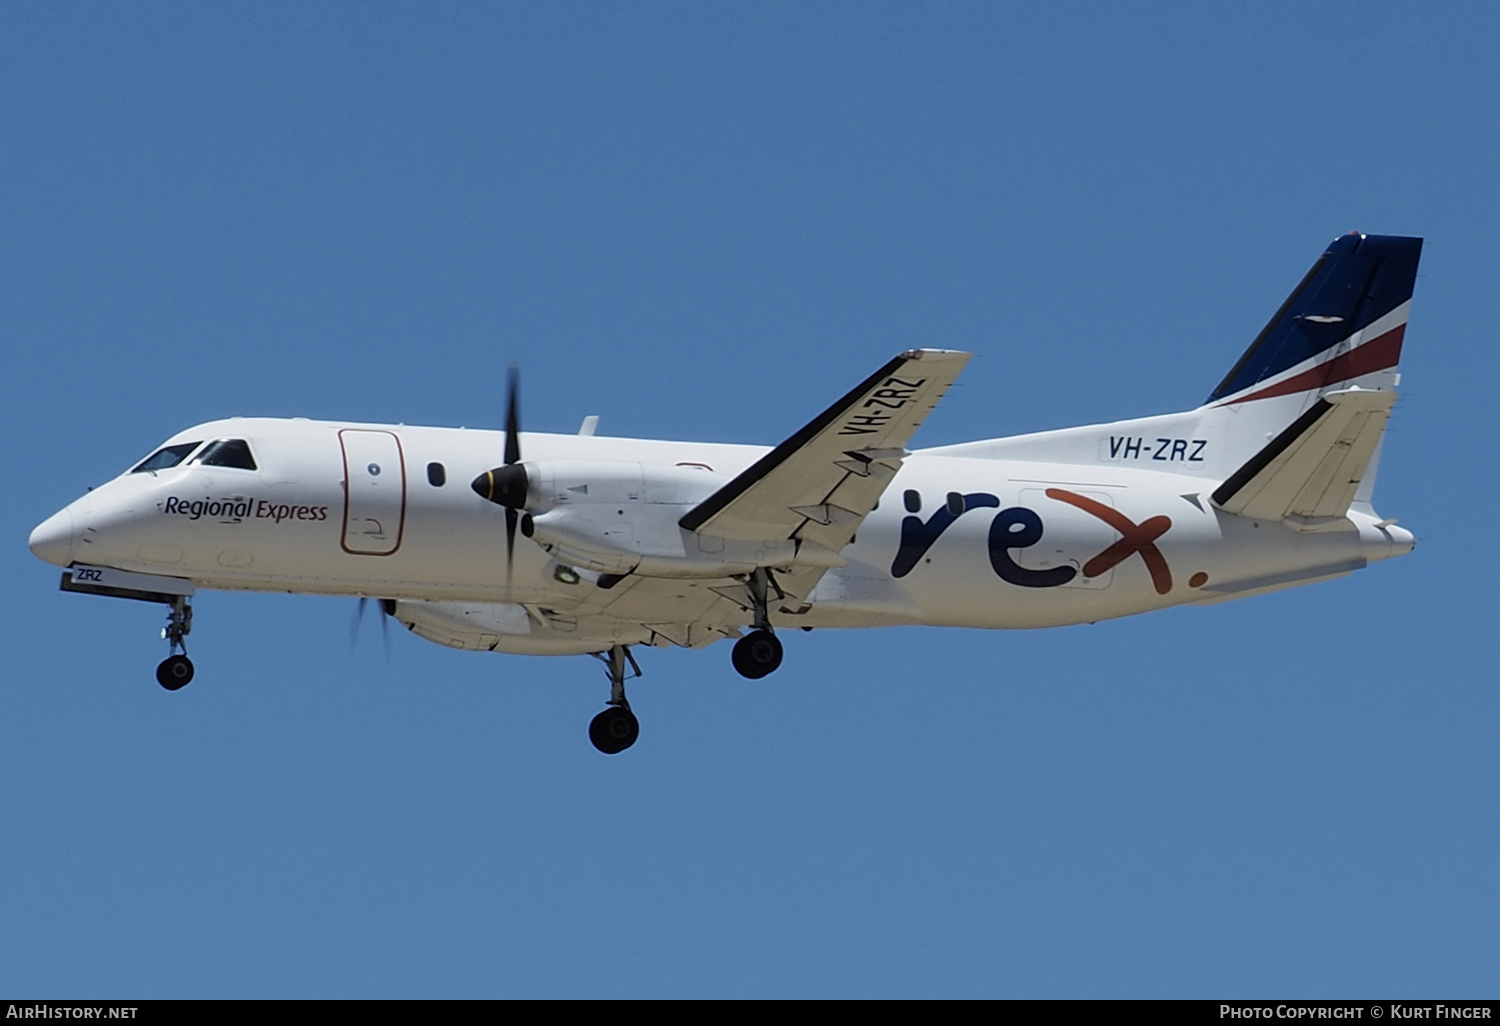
[155,595,194,690]
[588,644,641,754]
[731,568,783,679]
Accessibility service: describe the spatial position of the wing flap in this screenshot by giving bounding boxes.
[679,349,970,543]
[1212,388,1396,524]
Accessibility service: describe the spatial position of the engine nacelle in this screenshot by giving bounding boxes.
[476,459,846,578]
[526,505,804,577]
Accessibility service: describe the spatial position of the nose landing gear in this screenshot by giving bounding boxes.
[588,644,641,754]
[155,596,194,691]
[156,654,193,690]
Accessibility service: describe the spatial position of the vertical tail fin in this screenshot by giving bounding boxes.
[1209,232,1422,406]
[1208,232,1421,510]
[917,233,1422,503]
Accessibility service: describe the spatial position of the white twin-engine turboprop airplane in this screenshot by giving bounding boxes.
[30,232,1421,753]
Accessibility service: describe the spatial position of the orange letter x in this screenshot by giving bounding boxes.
[1044,488,1173,595]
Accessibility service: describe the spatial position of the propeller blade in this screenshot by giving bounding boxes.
[352,597,396,660]
[504,364,521,466]
[505,507,517,585]
[349,596,369,648]
[503,364,522,587]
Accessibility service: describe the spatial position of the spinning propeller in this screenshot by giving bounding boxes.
[349,596,395,659]
[471,365,531,583]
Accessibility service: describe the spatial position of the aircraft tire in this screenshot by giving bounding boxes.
[731,630,783,680]
[156,655,194,691]
[589,706,639,755]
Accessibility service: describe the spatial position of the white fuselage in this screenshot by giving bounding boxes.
[30,416,1414,655]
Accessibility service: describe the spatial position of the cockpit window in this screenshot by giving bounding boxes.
[192,439,258,471]
[131,441,202,473]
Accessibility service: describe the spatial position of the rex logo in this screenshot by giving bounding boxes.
[890,487,1173,594]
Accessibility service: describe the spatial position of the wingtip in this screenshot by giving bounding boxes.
[901,348,972,361]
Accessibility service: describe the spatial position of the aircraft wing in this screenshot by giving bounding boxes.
[679,349,971,554]
[1211,388,1397,527]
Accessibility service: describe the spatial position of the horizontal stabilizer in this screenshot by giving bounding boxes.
[1211,388,1396,526]
[680,349,969,546]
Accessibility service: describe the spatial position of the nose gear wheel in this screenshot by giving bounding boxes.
[156,596,195,691]
[156,654,194,690]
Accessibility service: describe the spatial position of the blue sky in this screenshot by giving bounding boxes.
[3,2,1497,997]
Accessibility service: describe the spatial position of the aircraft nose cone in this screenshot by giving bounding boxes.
[29,507,75,567]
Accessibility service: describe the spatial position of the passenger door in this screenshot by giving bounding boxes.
[339,430,406,555]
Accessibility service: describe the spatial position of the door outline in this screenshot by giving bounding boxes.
[338,429,407,556]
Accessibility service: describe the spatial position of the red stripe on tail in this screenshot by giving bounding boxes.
[1224,324,1405,406]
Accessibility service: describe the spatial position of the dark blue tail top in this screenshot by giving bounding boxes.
[1208,233,1423,402]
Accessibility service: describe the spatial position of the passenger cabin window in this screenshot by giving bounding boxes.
[131,441,202,473]
[427,462,446,487]
[192,439,258,471]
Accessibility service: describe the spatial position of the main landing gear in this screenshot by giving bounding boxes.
[588,644,641,755]
[155,595,195,691]
[731,568,783,680]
